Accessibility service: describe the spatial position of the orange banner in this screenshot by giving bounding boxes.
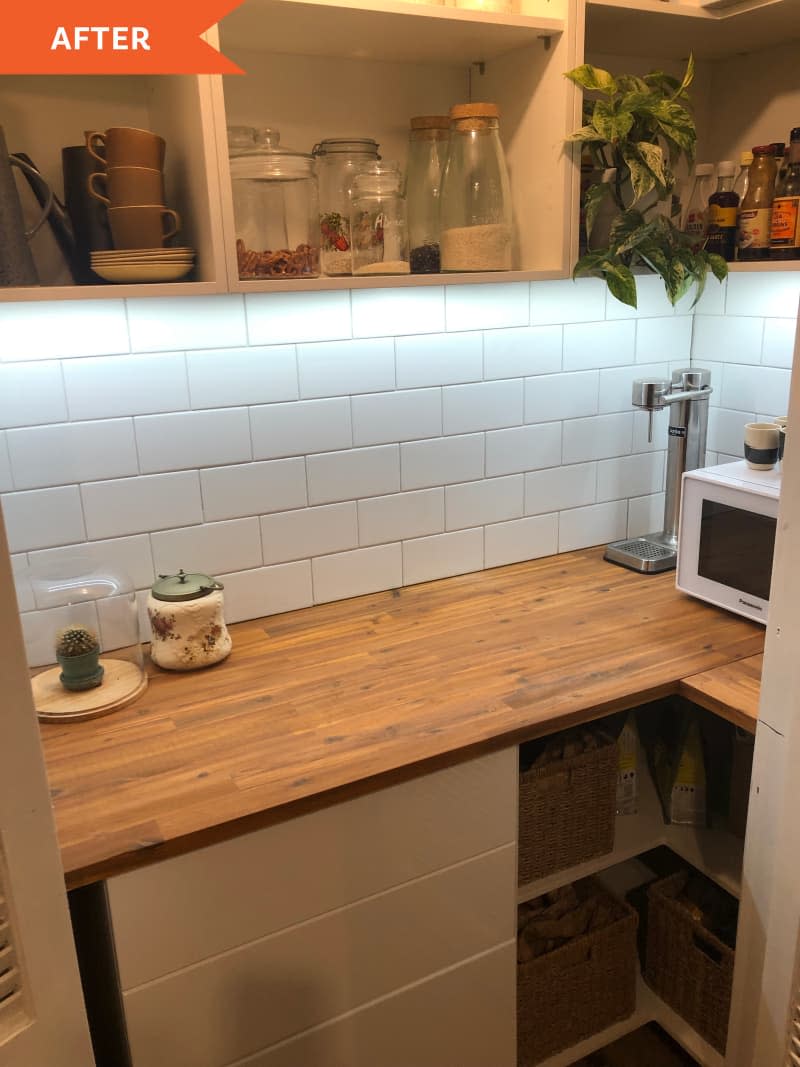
[0,1,246,74]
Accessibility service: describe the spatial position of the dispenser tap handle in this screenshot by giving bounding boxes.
[632,378,670,410]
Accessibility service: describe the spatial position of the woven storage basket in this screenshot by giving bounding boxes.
[518,732,617,885]
[645,871,735,1054]
[517,878,638,1065]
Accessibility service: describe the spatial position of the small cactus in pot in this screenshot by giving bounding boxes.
[55,624,104,691]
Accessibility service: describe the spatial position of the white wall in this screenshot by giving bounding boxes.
[0,275,699,645]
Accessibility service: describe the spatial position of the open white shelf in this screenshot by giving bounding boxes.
[537,971,725,1067]
[518,762,744,905]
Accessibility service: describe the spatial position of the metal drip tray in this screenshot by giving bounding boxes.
[604,536,677,574]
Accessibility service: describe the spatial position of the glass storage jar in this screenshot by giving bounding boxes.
[227,125,257,156]
[439,102,513,272]
[230,128,320,280]
[350,161,410,275]
[312,137,380,275]
[405,115,449,274]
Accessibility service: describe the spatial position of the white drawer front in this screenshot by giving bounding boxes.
[124,844,515,1067]
[110,747,516,988]
[233,942,516,1067]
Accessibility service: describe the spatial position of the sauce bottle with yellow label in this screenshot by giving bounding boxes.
[706,161,739,261]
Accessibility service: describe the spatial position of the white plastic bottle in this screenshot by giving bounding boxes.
[683,163,715,242]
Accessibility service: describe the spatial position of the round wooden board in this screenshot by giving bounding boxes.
[33,658,148,723]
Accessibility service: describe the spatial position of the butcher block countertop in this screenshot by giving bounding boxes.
[39,547,765,890]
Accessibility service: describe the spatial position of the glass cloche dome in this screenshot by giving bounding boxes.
[19,554,147,722]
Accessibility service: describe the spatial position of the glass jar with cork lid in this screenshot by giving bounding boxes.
[439,102,512,272]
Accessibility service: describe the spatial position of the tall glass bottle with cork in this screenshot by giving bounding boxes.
[405,116,449,274]
[770,127,800,260]
[737,145,777,261]
[705,161,739,261]
[439,103,512,272]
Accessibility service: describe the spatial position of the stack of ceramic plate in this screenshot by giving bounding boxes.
[91,247,195,283]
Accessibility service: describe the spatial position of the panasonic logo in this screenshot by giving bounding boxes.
[739,598,763,612]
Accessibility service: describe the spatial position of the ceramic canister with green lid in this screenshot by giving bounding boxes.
[147,569,232,671]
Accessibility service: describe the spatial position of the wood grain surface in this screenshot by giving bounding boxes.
[39,548,764,889]
[680,654,763,733]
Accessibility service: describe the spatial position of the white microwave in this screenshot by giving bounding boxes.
[677,461,780,624]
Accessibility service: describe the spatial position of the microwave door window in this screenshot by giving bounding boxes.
[698,500,776,602]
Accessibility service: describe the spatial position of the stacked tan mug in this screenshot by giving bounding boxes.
[86,127,180,248]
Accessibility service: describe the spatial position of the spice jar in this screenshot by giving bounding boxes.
[312,137,380,275]
[350,161,410,275]
[405,116,449,274]
[439,103,513,272]
[230,128,320,280]
[147,570,232,671]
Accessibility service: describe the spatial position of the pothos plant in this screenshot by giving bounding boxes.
[566,56,727,308]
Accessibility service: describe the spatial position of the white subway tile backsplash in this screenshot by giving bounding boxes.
[525,370,598,423]
[0,434,11,492]
[313,544,402,603]
[0,361,67,428]
[298,338,395,398]
[564,321,636,371]
[28,535,155,590]
[530,278,606,325]
[485,423,562,477]
[127,296,246,352]
[635,317,693,363]
[261,503,358,564]
[151,518,263,577]
[562,413,633,464]
[358,489,444,546]
[596,452,664,503]
[685,276,726,316]
[483,325,562,380]
[220,561,313,623]
[0,300,129,361]
[135,409,251,474]
[403,529,483,585]
[605,274,676,320]
[401,433,484,490]
[1,486,86,552]
[442,379,523,435]
[245,290,352,346]
[726,272,800,319]
[187,346,298,408]
[628,493,665,538]
[351,288,444,338]
[200,459,307,521]
[691,315,763,365]
[598,363,668,415]
[524,463,596,515]
[351,388,441,446]
[707,408,753,457]
[558,500,627,553]
[484,513,559,568]
[251,397,351,459]
[445,283,529,331]
[63,353,189,420]
[753,367,792,416]
[395,332,483,388]
[721,363,759,412]
[762,318,797,369]
[10,553,34,613]
[445,475,523,531]
[7,419,138,489]
[81,472,202,540]
[307,445,400,505]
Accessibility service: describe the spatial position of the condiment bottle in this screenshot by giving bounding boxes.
[439,103,512,272]
[769,127,800,260]
[705,161,739,261]
[350,161,410,275]
[312,138,381,276]
[733,151,752,201]
[147,569,232,671]
[737,145,777,261]
[683,163,714,246]
[405,116,449,274]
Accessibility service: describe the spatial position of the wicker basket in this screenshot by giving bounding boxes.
[645,871,735,1054]
[517,878,638,1065]
[518,731,617,885]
